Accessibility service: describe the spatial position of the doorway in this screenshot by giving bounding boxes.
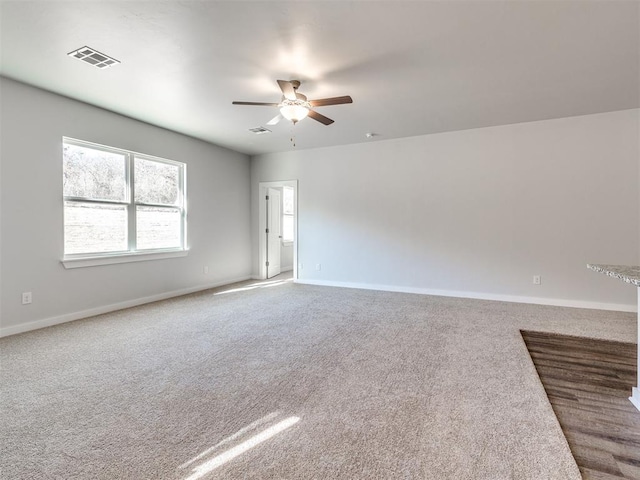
[266,187,282,278]
[258,180,298,281]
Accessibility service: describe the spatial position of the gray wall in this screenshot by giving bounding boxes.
[252,109,639,310]
[1,78,252,334]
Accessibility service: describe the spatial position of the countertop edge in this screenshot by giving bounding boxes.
[587,264,640,288]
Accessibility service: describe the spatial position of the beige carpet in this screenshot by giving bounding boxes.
[1,277,637,479]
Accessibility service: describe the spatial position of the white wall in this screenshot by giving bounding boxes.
[1,78,252,335]
[282,243,294,271]
[252,110,639,310]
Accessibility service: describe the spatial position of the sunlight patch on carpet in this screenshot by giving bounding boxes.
[214,278,292,296]
[182,416,300,480]
[178,411,282,470]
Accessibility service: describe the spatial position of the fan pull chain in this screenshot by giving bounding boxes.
[290,123,296,148]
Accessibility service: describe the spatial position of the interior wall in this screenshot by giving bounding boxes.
[251,109,639,310]
[282,244,294,271]
[1,78,252,334]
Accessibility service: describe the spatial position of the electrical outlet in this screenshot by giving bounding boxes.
[316,263,322,271]
[22,292,32,305]
[533,275,541,285]
[203,266,209,274]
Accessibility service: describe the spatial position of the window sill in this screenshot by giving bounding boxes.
[62,249,188,269]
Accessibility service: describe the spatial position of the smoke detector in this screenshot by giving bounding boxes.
[67,46,120,69]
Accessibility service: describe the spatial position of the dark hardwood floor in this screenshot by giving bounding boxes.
[521,330,640,480]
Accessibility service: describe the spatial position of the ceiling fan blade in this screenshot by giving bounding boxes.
[308,110,334,125]
[309,96,353,107]
[266,114,282,126]
[232,101,280,106]
[277,80,297,100]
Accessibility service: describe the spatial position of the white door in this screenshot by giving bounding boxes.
[266,188,282,278]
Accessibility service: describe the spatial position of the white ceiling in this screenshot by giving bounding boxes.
[1,1,638,156]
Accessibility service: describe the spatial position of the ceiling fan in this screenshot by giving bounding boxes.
[232,80,353,126]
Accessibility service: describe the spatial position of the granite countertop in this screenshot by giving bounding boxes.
[587,264,640,287]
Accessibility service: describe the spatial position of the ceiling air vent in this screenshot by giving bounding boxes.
[249,127,271,135]
[67,46,120,69]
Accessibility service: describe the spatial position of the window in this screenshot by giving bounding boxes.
[282,186,294,244]
[63,138,186,264]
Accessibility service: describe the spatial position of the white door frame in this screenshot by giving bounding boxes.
[258,180,298,280]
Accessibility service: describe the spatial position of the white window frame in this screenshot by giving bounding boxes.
[281,186,294,246]
[62,137,188,269]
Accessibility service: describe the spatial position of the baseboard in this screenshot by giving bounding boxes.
[5,275,634,338]
[0,275,253,338]
[295,279,637,313]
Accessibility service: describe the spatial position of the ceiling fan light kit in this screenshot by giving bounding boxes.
[279,97,311,123]
[233,79,352,127]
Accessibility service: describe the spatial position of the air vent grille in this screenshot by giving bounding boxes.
[249,127,271,135]
[68,46,120,69]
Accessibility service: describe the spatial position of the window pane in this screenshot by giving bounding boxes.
[282,186,294,215]
[63,143,126,201]
[136,206,181,250]
[135,158,180,205]
[282,214,294,242]
[64,202,127,254]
